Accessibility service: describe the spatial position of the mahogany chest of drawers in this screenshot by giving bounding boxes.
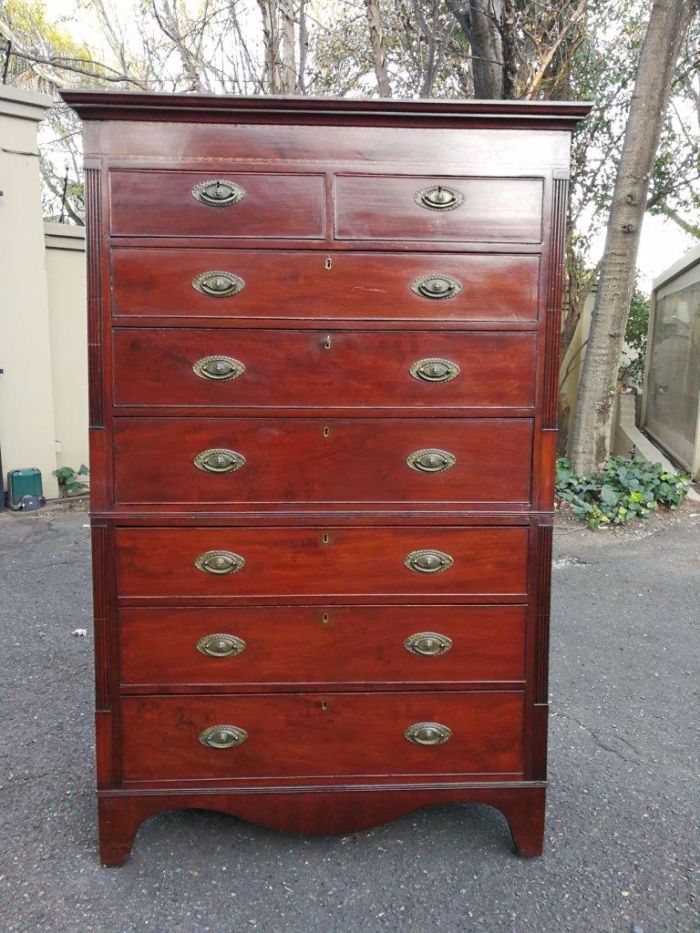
[61,90,589,865]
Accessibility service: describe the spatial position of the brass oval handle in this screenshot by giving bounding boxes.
[415,184,463,211]
[412,274,462,301]
[404,632,453,656]
[196,633,247,658]
[409,358,460,384]
[193,356,245,382]
[193,448,246,474]
[193,270,245,298]
[407,448,456,474]
[199,724,248,749]
[404,549,453,574]
[192,179,245,208]
[404,722,452,746]
[195,550,246,575]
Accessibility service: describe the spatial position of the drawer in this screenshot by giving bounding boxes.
[113,417,533,506]
[115,526,529,599]
[112,328,537,411]
[111,248,540,322]
[334,175,543,243]
[120,691,525,780]
[109,171,325,238]
[120,605,526,687]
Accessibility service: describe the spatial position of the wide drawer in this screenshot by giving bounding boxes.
[119,605,527,687]
[115,526,529,599]
[109,171,325,238]
[120,691,525,780]
[334,175,543,243]
[112,328,537,411]
[113,417,533,506]
[111,248,540,322]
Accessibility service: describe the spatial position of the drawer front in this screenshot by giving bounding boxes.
[109,171,325,238]
[111,248,540,322]
[113,417,533,506]
[116,526,529,599]
[112,329,537,411]
[121,691,524,780]
[335,175,543,243]
[120,605,526,686]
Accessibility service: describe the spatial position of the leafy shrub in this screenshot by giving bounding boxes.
[54,464,89,497]
[556,456,689,530]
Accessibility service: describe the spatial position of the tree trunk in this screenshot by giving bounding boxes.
[364,0,391,97]
[567,0,696,474]
[445,0,504,98]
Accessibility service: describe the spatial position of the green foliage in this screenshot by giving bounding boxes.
[556,456,689,530]
[53,463,89,497]
[620,288,650,383]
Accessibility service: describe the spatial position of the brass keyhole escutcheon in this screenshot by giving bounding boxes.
[323,335,332,350]
[323,425,330,438]
[321,532,330,545]
[320,612,330,625]
[324,257,332,270]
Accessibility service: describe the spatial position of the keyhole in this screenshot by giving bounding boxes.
[323,335,332,350]
[321,612,330,624]
[321,533,329,545]
[323,425,330,438]
[321,700,329,711]
[324,257,332,270]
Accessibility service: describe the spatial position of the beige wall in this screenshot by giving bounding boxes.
[0,86,87,499]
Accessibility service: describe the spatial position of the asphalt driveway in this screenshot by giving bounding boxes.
[0,505,697,932]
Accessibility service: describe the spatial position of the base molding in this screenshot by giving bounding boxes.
[98,783,546,866]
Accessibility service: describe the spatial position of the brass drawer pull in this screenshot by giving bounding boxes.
[196,633,247,658]
[193,355,245,382]
[404,632,453,656]
[195,550,246,575]
[191,179,245,208]
[405,722,452,746]
[199,724,248,749]
[193,270,245,298]
[193,448,246,474]
[410,358,460,383]
[415,184,463,211]
[411,274,462,301]
[404,549,453,574]
[407,448,456,474]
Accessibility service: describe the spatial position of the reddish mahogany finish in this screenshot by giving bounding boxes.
[112,417,533,506]
[61,88,589,865]
[119,604,527,688]
[111,328,537,412]
[121,691,525,781]
[111,248,540,321]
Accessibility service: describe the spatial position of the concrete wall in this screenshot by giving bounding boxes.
[0,86,87,500]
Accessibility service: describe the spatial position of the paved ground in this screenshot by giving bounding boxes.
[0,505,697,933]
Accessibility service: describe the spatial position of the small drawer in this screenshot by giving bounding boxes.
[112,416,533,507]
[112,328,537,411]
[111,248,540,322]
[335,175,543,243]
[109,171,325,238]
[120,691,525,781]
[115,526,529,600]
[119,605,527,687]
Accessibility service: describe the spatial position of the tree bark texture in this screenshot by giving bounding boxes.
[568,0,697,474]
[364,0,392,97]
[445,0,504,98]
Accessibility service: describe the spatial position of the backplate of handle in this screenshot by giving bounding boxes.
[409,358,460,383]
[404,632,453,656]
[196,633,247,658]
[191,179,245,207]
[193,448,246,474]
[198,724,248,749]
[415,184,463,211]
[404,549,454,574]
[193,270,245,298]
[193,356,245,382]
[411,274,462,300]
[404,722,452,745]
[406,448,456,473]
[194,550,246,575]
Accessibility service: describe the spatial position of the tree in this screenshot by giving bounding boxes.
[568,0,698,474]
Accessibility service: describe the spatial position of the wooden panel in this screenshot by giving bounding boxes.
[111,248,540,322]
[119,605,527,686]
[335,175,543,243]
[115,526,529,599]
[112,328,537,411]
[109,171,325,238]
[120,691,525,780]
[113,417,533,506]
